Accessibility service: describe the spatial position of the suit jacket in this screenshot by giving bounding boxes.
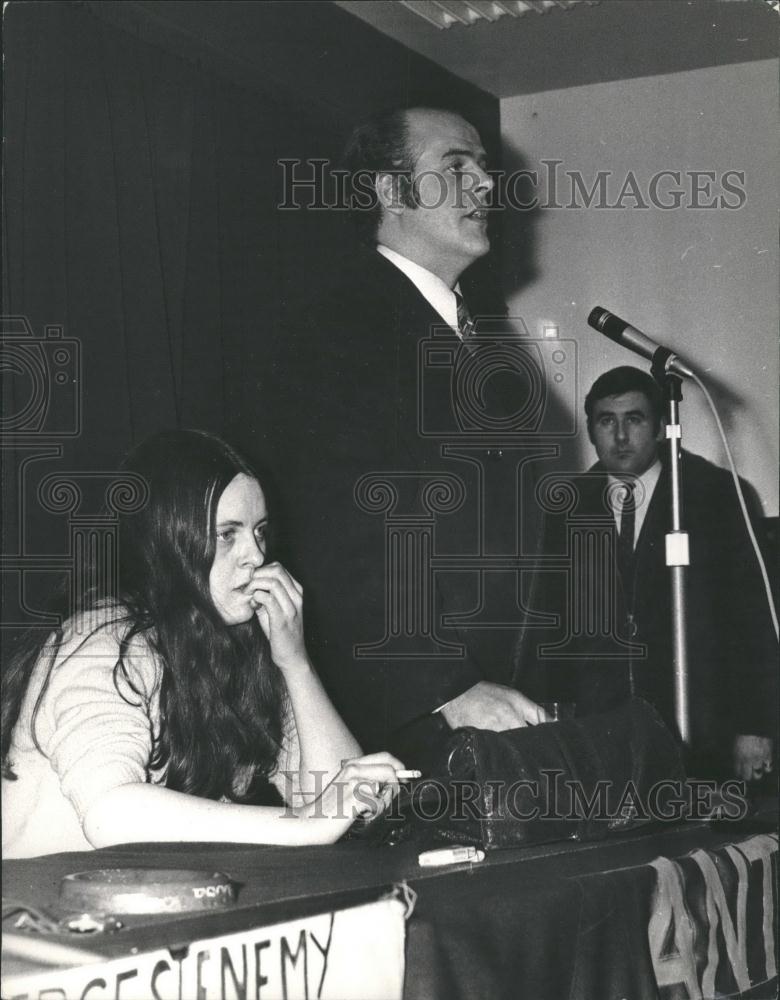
[254,249,528,751]
[516,449,778,772]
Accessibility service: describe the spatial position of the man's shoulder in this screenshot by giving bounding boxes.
[297,246,447,360]
[680,449,725,477]
[677,450,737,496]
[278,248,395,360]
[680,449,762,518]
[307,247,413,316]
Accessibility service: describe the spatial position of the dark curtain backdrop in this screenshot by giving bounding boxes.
[2,1,352,454]
[1,0,500,633]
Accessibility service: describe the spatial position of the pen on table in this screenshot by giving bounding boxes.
[417,846,486,867]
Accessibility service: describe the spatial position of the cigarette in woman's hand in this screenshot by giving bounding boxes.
[338,760,421,781]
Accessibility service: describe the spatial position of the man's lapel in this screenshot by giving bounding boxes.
[635,461,667,563]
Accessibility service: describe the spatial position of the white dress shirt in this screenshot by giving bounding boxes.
[607,459,662,547]
[377,244,461,333]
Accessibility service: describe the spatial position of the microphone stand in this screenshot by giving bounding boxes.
[651,355,691,747]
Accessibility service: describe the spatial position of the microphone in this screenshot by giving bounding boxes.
[587,307,694,379]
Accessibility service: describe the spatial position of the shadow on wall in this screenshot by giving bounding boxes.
[501,139,541,303]
[494,138,584,481]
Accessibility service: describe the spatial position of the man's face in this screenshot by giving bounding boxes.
[590,391,663,476]
[398,109,494,283]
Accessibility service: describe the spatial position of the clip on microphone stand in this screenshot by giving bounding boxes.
[650,352,691,748]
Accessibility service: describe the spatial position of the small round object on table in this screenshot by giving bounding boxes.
[59,869,237,915]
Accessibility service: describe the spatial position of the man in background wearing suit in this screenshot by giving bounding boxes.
[517,365,777,780]
[264,107,545,760]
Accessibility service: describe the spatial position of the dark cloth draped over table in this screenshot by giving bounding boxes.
[3,826,777,1000]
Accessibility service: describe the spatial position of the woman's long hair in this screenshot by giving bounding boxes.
[2,430,288,801]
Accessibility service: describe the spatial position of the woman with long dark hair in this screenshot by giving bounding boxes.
[2,430,405,858]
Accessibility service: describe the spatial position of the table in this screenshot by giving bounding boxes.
[3,813,778,1000]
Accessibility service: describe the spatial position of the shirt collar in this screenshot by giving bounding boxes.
[377,244,460,331]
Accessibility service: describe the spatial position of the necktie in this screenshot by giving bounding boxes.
[454,292,475,342]
[617,480,636,587]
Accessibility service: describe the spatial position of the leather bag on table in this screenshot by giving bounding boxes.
[433,697,686,849]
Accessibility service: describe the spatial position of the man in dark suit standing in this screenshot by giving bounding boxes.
[517,366,777,780]
[264,107,545,759]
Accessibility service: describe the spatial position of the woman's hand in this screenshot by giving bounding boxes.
[247,563,308,672]
[295,752,406,843]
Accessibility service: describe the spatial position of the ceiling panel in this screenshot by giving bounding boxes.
[333,0,778,97]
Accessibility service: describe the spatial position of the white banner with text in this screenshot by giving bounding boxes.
[3,894,408,1000]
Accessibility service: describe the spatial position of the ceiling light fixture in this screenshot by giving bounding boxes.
[400,0,600,30]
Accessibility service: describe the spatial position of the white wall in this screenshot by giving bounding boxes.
[500,59,778,514]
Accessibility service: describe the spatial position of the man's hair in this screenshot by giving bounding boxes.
[584,366,664,433]
[342,108,416,244]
